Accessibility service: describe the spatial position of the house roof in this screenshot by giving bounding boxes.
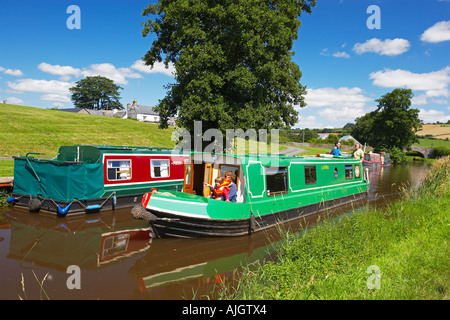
[339,135,362,145]
[59,107,83,113]
[135,105,159,116]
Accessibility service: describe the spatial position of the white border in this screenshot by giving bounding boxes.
[245,160,266,198]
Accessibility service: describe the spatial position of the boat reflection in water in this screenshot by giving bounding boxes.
[6,208,153,271]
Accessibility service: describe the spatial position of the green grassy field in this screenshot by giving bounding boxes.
[0,104,177,158]
[413,138,450,148]
[0,160,14,177]
[212,157,450,300]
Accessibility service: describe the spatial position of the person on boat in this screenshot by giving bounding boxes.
[224,170,237,203]
[205,177,230,201]
[330,142,341,156]
[352,143,364,160]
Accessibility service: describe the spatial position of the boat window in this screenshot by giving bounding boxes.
[304,165,317,185]
[107,160,131,181]
[334,167,338,179]
[345,165,353,180]
[266,166,288,196]
[151,159,170,178]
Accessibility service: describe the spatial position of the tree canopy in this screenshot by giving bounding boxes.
[141,0,315,133]
[352,88,422,151]
[69,76,123,110]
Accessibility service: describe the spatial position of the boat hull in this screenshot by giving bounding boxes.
[11,192,146,216]
[138,191,368,238]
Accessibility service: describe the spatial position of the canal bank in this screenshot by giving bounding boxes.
[212,157,449,300]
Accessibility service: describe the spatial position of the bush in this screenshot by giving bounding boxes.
[432,146,450,158]
[376,146,406,164]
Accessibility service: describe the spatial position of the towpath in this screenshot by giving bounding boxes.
[276,146,306,156]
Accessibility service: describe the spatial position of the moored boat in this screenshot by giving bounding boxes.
[9,145,188,216]
[363,152,382,167]
[132,152,370,238]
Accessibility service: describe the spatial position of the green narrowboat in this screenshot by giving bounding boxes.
[9,145,188,216]
[132,152,370,238]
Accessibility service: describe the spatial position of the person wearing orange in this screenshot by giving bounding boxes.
[205,177,230,200]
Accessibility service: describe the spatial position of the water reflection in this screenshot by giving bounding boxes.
[0,162,431,300]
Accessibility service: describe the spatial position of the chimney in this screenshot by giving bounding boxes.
[127,103,131,109]
[132,99,137,108]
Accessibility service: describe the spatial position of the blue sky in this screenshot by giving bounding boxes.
[0,0,449,128]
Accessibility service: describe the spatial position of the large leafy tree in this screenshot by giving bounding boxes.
[352,88,422,151]
[69,76,123,110]
[141,0,315,133]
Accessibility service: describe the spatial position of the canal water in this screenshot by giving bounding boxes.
[0,162,431,300]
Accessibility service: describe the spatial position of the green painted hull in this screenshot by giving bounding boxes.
[138,154,370,238]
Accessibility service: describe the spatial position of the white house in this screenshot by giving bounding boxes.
[127,99,160,123]
[126,99,177,126]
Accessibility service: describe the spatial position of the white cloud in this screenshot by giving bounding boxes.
[332,51,350,58]
[38,62,144,84]
[40,94,71,102]
[411,94,428,105]
[319,106,367,123]
[0,66,24,77]
[4,97,24,105]
[52,102,65,108]
[305,87,372,109]
[295,115,324,129]
[131,60,175,77]
[353,38,410,56]
[370,66,450,97]
[421,20,450,43]
[419,108,450,123]
[431,98,448,105]
[38,62,81,81]
[81,63,142,85]
[7,79,73,95]
[301,87,373,126]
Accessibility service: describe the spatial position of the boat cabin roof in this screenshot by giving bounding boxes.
[56,145,178,164]
[188,152,359,167]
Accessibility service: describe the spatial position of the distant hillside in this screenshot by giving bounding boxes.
[416,124,450,140]
[0,104,176,157]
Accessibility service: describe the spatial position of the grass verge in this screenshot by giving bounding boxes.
[212,157,450,300]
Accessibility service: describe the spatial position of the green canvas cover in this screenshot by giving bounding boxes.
[13,157,104,202]
[57,145,101,163]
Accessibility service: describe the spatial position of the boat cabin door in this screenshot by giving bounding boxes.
[183,161,194,194]
[203,163,213,197]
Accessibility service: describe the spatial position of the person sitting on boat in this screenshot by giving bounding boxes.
[206,177,230,201]
[330,142,341,156]
[224,170,237,203]
[352,143,364,160]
